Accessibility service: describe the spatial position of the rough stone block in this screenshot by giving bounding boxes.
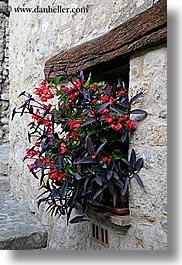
[0,117,9,125]
[0,175,10,191]
[1,93,9,101]
[0,191,48,250]
[0,144,9,175]
[146,123,167,146]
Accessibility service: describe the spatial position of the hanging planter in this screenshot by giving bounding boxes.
[12,64,147,224]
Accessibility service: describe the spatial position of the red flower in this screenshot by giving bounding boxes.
[91,152,97,159]
[66,135,71,141]
[109,97,116,105]
[27,164,34,170]
[60,143,68,154]
[43,156,51,166]
[41,80,47,86]
[33,83,54,102]
[68,119,81,130]
[118,115,128,122]
[91,98,98,104]
[71,132,80,138]
[90,84,98,92]
[105,86,110,91]
[89,110,95,116]
[34,142,40,147]
[73,79,83,89]
[61,86,70,93]
[100,95,109,103]
[43,104,52,110]
[100,108,109,115]
[110,124,122,131]
[32,109,41,120]
[116,89,126,97]
[41,118,51,127]
[47,128,53,135]
[102,156,112,164]
[68,91,79,100]
[49,170,66,181]
[126,119,136,130]
[26,148,39,158]
[105,115,115,123]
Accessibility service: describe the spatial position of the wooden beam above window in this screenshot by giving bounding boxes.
[44,0,167,79]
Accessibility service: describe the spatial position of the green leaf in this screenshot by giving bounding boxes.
[100,134,107,143]
[112,150,123,159]
[117,78,122,89]
[84,72,92,88]
[54,76,63,87]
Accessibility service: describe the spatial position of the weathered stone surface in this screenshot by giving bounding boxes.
[0,6,9,144]
[0,175,10,191]
[0,143,9,175]
[0,191,48,250]
[129,46,167,249]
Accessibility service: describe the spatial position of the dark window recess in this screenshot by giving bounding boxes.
[87,62,130,210]
[91,223,109,246]
[85,59,129,89]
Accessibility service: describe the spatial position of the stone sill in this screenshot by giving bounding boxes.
[88,205,131,227]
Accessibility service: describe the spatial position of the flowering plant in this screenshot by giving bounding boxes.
[13,66,147,224]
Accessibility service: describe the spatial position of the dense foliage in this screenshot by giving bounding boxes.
[13,66,147,224]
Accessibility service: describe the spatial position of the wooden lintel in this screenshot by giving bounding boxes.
[44,0,167,79]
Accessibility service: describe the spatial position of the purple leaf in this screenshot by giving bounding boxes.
[87,136,94,155]
[70,215,89,224]
[130,92,143,104]
[82,88,91,101]
[95,176,102,186]
[95,102,110,114]
[136,158,144,171]
[110,107,125,116]
[58,89,77,100]
[81,117,95,127]
[73,157,96,164]
[122,177,129,196]
[130,149,136,164]
[130,109,147,115]
[96,143,105,155]
[81,109,92,115]
[133,173,144,189]
[107,170,113,180]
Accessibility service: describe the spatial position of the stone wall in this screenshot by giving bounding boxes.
[9,0,167,250]
[128,46,167,249]
[0,0,9,143]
